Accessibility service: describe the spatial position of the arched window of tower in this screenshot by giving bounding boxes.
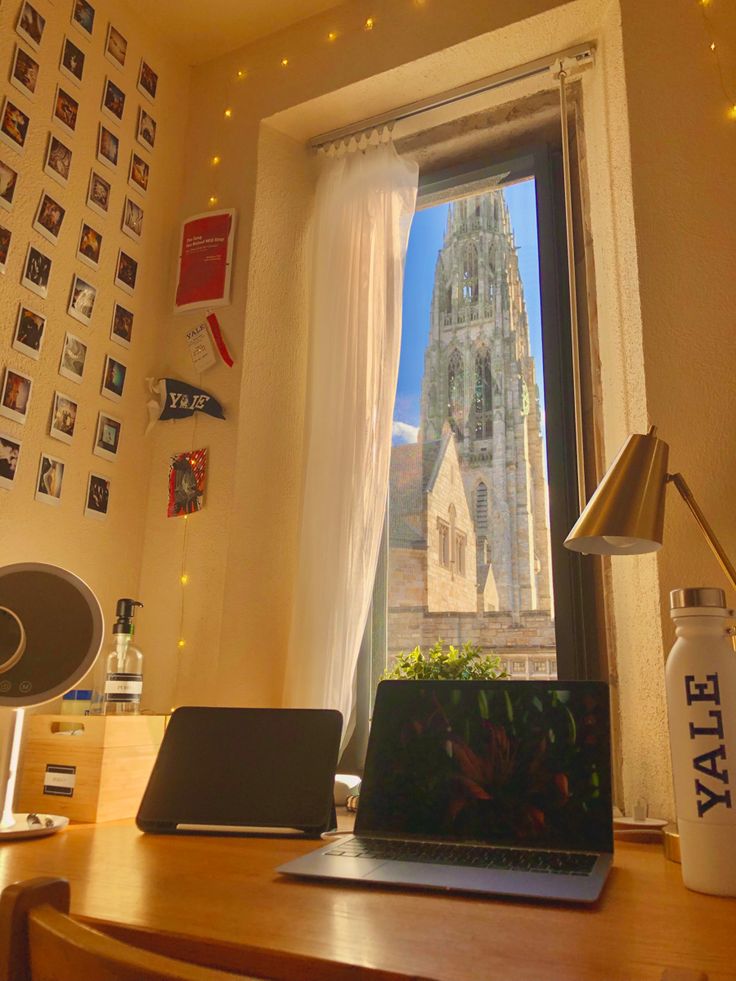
[475,481,488,533]
[462,243,478,302]
[474,351,493,439]
[447,349,464,439]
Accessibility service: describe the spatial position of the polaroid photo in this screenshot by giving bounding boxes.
[60,36,85,87]
[0,159,19,211]
[10,45,40,99]
[49,390,78,444]
[59,331,87,384]
[71,0,95,39]
[101,77,125,123]
[87,169,111,217]
[97,124,119,170]
[0,366,33,425]
[36,453,65,505]
[16,2,46,51]
[114,249,138,295]
[12,304,46,360]
[136,106,156,152]
[94,410,121,461]
[44,134,73,187]
[0,98,30,154]
[53,86,79,136]
[137,59,158,102]
[101,354,126,402]
[111,302,133,348]
[0,433,22,490]
[32,190,66,245]
[128,152,149,194]
[77,221,102,269]
[105,24,127,69]
[85,471,110,519]
[68,273,97,326]
[21,243,51,298]
[0,224,11,273]
[168,448,207,517]
[121,196,143,241]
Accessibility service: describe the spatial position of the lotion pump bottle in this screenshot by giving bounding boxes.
[103,598,144,715]
[666,587,736,896]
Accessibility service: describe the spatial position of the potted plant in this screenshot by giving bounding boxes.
[381,640,507,681]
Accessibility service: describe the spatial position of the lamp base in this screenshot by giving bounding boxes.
[0,813,68,840]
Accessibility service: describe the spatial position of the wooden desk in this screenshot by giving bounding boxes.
[0,822,733,981]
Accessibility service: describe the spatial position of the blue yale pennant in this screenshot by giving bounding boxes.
[158,378,225,421]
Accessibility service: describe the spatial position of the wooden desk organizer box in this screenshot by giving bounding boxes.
[16,714,166,823]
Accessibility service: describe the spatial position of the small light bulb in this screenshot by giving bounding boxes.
[236,69,247,80]
[180,574,189,585]
[730,104,736,119]
[178,638,186,649]
[710,41,716,51]
[208,195,218,206]
[280,57,289,67]
[364,16,375,30]
[327,31,337,41]
[211,155,221,166]
[224,107,233,119]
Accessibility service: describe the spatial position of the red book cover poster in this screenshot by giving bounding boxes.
[174,209,236,313]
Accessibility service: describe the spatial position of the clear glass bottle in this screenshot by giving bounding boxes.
[103,599,144,715]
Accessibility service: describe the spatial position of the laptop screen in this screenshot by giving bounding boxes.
[356,681,612,853]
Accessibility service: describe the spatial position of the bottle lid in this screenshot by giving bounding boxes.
[669,587,726,610]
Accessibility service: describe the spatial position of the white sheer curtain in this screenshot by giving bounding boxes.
[283,140,418,741]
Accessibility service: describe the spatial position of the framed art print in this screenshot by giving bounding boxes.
[68,273,97,325]
[59,331,87,384]
[44,134,72,187]
[21,243,51,298]
[10,45,40,99]
[12,304,46,360]
[0,98,30,154]
[0,366,33,425]
[32,190,66,244]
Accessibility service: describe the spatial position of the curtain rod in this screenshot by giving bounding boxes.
[309,41,595,149]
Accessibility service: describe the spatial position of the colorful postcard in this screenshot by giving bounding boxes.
[77,221,102,269]
[114,248,137,294]
[0,366,33,425]
[59,331,87,384]
[94,410,121,461]
[175,210,235,312]
[137,59,158,102]
[97,123,119,169]
[167,448,207,517]
[0,224,11,272]
[136,106,156,151]
[44,134,72,187]
[21,243,51,298]
[85,472,110,519]
[71,0,95,39]
[10,45,40,99]
[16,2,46,50]
[128,152,149,193]
[36,453,65,505]
[49,391,78,444]
[0,159,19,210]
[60,36,85,86]
[105,24,127,69]
[0,98,30,154]
[68,273,97,326]
[53,86,79,135]
[111,302,133,348]
[102,77,125,122]
[0,433,22,490]
[87,169,110,216]
[101,354,126,402]
[12,304,46,360]
[32,190,66,244]
[121,196,143,241]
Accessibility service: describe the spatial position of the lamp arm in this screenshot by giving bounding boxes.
[667,472,736,592]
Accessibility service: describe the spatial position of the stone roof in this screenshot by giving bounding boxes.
[388,436,449,547]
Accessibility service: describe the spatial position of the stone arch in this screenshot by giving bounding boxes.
[447,349,464,438]
[461,242,478,302]
[473,349,493,439]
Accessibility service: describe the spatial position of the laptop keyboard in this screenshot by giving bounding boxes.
[325,837,597,876]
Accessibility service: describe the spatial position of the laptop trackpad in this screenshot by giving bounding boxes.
[310,855,386,879]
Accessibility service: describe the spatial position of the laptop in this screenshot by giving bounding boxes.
[278,680,613,902]
[137,707,341,837]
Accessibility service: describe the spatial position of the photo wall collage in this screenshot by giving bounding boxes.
[0,0,159,519]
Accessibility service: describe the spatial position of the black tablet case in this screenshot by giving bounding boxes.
[136,706,342,837]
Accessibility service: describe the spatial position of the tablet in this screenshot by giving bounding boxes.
[136,706,342,837]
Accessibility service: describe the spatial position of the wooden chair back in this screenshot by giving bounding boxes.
[0,877,263,981]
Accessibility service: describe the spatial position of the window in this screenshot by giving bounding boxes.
[437,519,450,568]
[473,350,492,439]
[446,349,464,438]
[455,533,466,577]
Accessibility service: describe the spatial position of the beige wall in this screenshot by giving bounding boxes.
[0,0,189,687]
[427,443,477,614]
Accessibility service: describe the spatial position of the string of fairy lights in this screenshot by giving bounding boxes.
[697,0,736,119]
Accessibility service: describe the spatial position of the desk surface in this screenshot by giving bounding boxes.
[0,821,733,981]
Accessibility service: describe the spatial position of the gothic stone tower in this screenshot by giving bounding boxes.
[419,191,551,615]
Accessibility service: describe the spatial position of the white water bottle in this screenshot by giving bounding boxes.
[666,587,736,895]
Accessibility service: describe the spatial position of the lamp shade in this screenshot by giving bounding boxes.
[564,429,669,555]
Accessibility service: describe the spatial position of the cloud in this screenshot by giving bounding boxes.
[392,421,419,444]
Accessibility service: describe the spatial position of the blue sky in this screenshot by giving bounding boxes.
[394,179,543,442]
